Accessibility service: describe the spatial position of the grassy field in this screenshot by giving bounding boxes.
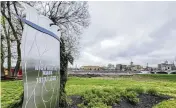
[1,74,176,108]
[66,74,176,108]
[1,80,23,108]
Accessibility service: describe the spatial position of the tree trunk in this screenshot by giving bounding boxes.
[59,59,68,107]
[6,30,12,77]
[59,38,69,107]
[1,36,5,76]
[14,42,21,77]
[1,64,5,77]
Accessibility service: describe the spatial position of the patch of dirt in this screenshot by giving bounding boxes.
[68,95,83,108]
[69,94,171,108]
[113,94,171,108]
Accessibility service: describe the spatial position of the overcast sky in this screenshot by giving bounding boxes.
[71,1,176,68]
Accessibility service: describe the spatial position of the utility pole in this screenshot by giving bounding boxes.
[147,63,148,68]
[76,64,77,71]
[146,63,148,71]
[174,56,176,67]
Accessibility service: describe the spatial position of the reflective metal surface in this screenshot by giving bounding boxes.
[21,5,60,108]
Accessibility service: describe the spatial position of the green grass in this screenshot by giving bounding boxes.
[1,74,176,108]
[136,74,176,82]
[66,75,176,108]
[1,80,23,108]
[66,75,176,97]
[153,99,176,108]
[78,87,148,108]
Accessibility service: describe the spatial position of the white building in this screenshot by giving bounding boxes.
[158,61,176,71]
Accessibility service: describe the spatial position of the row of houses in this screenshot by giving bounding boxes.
[115,62,143,71]
[74,60,176,72]
[79,61,143,71]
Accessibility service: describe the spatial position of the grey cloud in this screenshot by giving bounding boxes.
[73,1,176,67]
[115,18,176,58]
[81,28,117,47]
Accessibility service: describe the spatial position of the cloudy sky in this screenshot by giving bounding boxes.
[71,1,176,68]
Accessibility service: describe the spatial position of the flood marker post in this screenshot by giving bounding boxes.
[19,4,60,108]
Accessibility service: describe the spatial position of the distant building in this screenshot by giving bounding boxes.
[107,64,115,70]
[116,64,127,71]
[158,64,161,70]
[122,65,127,71]
[147,67,153,71]
[158,61,176,71]
[81,66,101,70]
[116,64,122,71]
[131,65,143,71]
[127,61,142,71]
[100,66,107,70]
[151,67,157,71]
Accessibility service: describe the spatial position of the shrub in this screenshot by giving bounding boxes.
[78,103,87,108]
[128,97,140,105]
[67,97,73,106]
[94,102,111,108]
[81,88,121,107]
[126,87,145,94]
[134,87,145,94]
[122,91,140,105]
[147,88,158,96]
[103,88,112,93]
[127,91,137,98]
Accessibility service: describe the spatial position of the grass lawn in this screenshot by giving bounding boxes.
[1,80,23,108]
[1,74,176,108]
[66,74,176,108]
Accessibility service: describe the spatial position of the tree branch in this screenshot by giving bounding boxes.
[13,1,24,31]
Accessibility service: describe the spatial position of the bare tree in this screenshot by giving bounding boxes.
[1,1,24,77]
[36,1,90,56]
[1,15,12,76]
